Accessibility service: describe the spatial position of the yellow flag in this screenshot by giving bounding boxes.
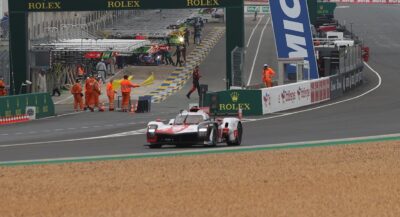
[112,76,135,89]
[140,72,155,86]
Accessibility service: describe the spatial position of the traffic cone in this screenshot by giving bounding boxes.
[99,103,105,112]
[130,104,135,113]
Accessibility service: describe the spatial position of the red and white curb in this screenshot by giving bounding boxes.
[0,115,30,125]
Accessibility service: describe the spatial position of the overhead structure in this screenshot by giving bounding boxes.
[32,39,151,54]
[8,0,245,95]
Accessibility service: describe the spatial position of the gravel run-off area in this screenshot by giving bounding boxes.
[1,141,400,217]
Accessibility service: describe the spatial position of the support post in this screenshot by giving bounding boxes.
[226,6,244,90]
[9,12,28,95]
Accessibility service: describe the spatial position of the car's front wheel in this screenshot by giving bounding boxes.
[205,126,217,147]
[227,122,242,146]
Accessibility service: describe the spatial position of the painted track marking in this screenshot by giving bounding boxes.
[247,17,271,86]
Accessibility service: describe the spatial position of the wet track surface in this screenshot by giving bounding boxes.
[1,5,400,162]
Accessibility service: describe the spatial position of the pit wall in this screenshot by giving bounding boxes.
[204,69,363,116]
[0,93,55,119]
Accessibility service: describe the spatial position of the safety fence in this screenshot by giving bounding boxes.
[320,0,400,4]
[0,93,55,123]
[204,68,363,116]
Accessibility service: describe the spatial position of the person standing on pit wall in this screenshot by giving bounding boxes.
[0,76,7,96]
[120,75,140,112]
[186,65,201,99]
[262,64,276,88]
[85,75,101,112]
[96,59,107,83]
[70,79,84,112]
[106,79,117,111]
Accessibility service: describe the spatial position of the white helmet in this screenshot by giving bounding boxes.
[264,64,269,67]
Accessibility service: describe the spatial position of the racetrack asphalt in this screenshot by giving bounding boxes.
[1,5,399,162]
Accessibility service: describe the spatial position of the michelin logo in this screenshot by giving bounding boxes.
[270,0,319,79]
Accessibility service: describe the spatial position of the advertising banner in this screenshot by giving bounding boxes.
[262,81,311,114]
[329,74,344,99]
[204,90,263,116]
[244,6,270,14]
[269,0,319,79]
[311,77,330,103]
[0,93,55,119]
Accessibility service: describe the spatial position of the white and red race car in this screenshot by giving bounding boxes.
[146,107,243,148]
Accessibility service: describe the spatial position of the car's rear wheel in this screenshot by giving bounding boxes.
[149,144,162,149]
[227,122,242,146]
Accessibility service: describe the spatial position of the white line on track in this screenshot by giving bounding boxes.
[247,17,271,86]
[246,15,265,48]
[4,132,400,165]
[54,95,73,105]
[0,128,148,148]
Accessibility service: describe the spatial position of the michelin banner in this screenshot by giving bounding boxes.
[270,0,319,79]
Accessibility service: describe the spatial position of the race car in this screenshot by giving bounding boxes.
[146,107,242,148]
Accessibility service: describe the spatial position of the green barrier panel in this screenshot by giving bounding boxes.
[204,89,262,116]
[317,2,337,16]
[308,0,317,26]
[0,93,55,119]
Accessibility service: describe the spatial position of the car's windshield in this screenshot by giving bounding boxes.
[174,115,204,125]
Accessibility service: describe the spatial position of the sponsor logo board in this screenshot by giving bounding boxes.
[262,81,311,114]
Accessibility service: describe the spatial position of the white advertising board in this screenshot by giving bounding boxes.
[262,81,311,114]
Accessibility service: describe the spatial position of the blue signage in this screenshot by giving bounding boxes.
[270,0,319,79]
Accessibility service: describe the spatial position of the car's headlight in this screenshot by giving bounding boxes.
[148,125,158,135]
[198,127,208,137]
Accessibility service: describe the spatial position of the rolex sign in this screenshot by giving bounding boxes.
[204,90,262,116]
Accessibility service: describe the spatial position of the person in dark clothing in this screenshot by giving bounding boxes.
[181,44,187,64]
[184,28,190,47]
[174,45,183,67]
[186,65,201,99]
[164,49,174,65]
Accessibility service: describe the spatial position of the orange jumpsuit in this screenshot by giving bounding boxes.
[263,67,276,88]
[106,82,116,111]
[0,80,7,96]
[120,79,140,111]
[71,82,84,111]
[85,77,101,111]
